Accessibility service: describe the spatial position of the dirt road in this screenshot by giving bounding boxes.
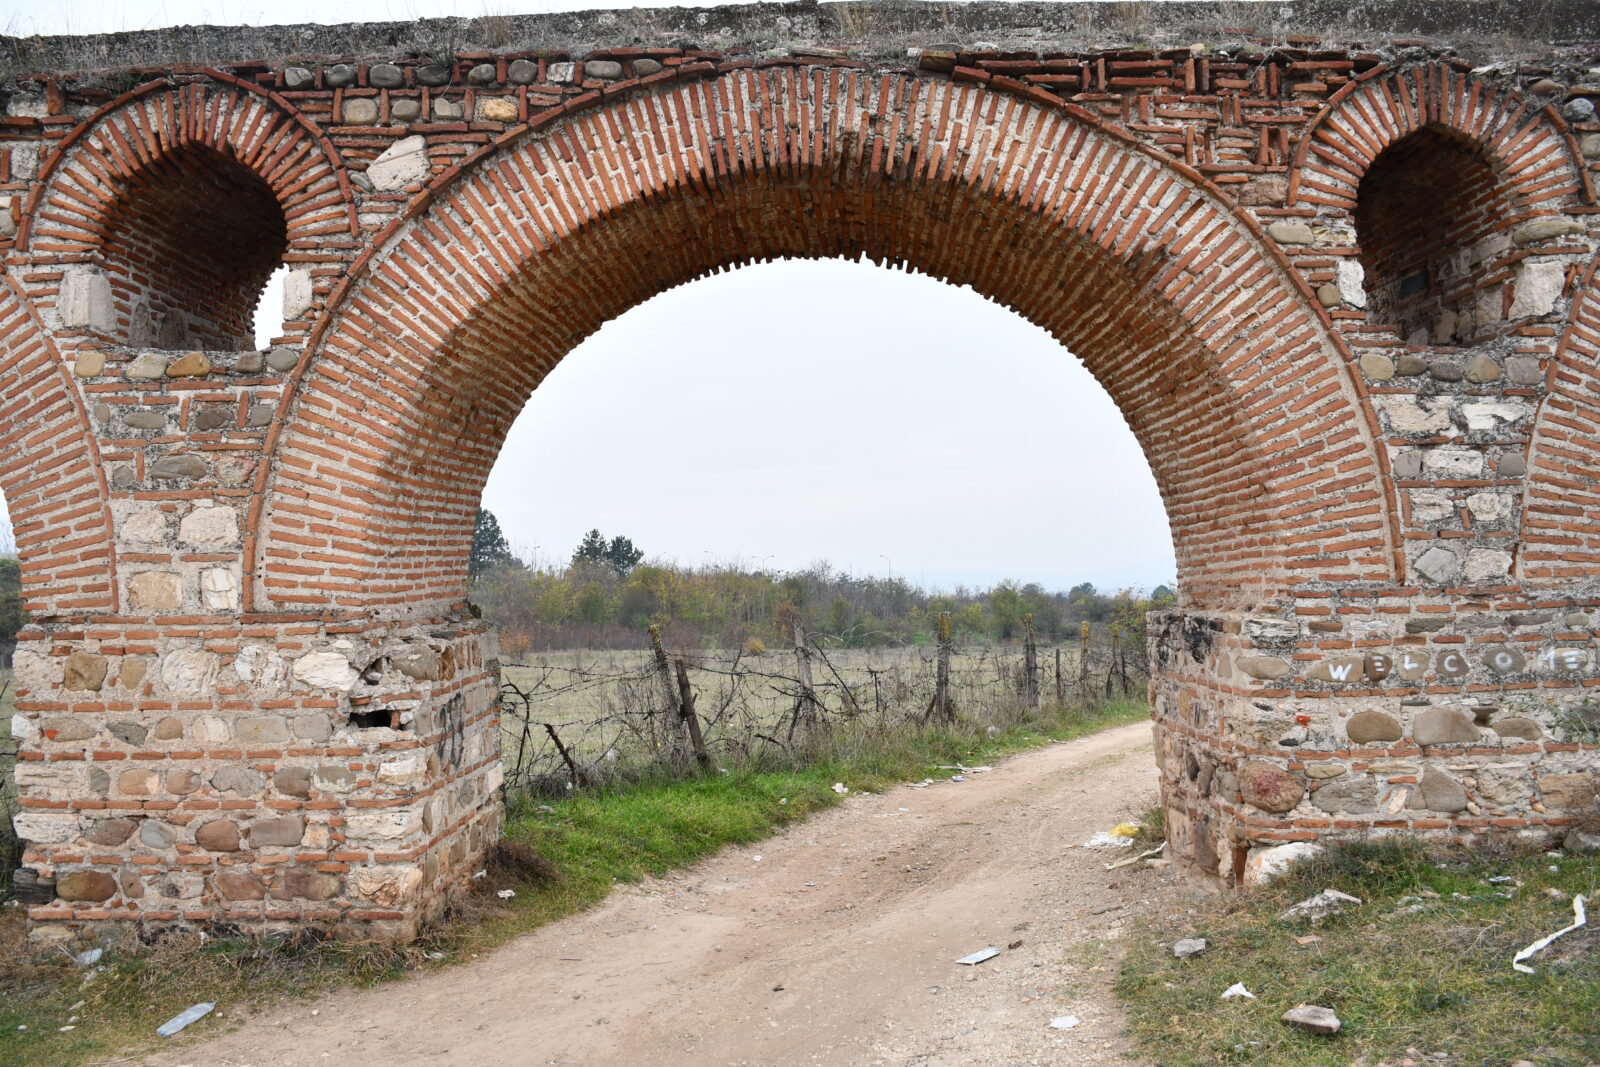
[144,721,1184,1067]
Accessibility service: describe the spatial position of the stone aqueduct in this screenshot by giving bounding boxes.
[3,0,1600,941]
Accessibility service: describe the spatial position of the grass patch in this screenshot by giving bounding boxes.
[1116,838,1600,1066]
[1,699,1147,1066]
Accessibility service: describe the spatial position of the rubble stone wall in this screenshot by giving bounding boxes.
[2,0,1599,941]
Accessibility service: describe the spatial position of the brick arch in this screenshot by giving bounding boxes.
[257,69,1394,617]
[0,275,118,616]
[1289,61,1593,213]
[20,76,356,347]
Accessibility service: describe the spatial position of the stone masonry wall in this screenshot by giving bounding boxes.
[2,1,1599,941]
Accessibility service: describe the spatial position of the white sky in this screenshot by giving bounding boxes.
[4,1,1178,593]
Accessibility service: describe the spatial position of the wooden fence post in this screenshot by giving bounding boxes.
[1077,621,1092,709]
[1022,613,1040,709]
[933,611,953,725]
[790,622,819,739]
[1054,647,1064,707]
[673,659,715,771]
[648,624,686,750]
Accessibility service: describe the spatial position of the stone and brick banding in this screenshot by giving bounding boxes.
[3,0,1600,942]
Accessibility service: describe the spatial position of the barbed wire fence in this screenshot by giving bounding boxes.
[498,613,1148,798]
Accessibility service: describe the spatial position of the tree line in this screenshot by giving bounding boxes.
[469,510,1174,655]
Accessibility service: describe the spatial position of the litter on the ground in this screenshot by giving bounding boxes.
[1278,888,1363,925]
[1281,1004,1342,1034]
[496,889,515,899]
[70,947,102,966]
[1294,934,1322,946]
[1106,843,1165,870]
[1173,938,1207,959]
[955,947,1000,965]
[832,783,849,795]
[950,775,966,782]
[471,870,487,880]
[1085,831,1136,849]
[426,951,446,959]
[157,1002,216,1037]
[1049,1015,1081,1029]
[1512,893,1588,974]
[1221,983,1256,1000]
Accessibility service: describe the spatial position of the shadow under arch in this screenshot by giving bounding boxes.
[256,71,1395,618]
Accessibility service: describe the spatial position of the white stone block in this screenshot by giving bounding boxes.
[1476,282,1504,326]
[1243,841,1320,886]
[1465,548,1513,581]
[13,812,81,844]
[1422,446,1484,478]
[200,567,239,612]
[345,809,423,841]
[11,649,53,693]
[9,143,39,179]
[1336,258,1366,308]
[1465,492,1510,521]
[1509,259,1566,319]
[293,650,358,691]
[10,713,37,742]
[121,508,170,544]
[1462,401,1529,430]
[281,268,315,322]
[161,649,220,698]
[377,754,426,785]
[60,271,115,332]
[367,135,430,191]
[179,505,239,545]
[193,715,232,743]
[15,763,87,791]
[1378,396,1454,434]
[1408,490,1454,523]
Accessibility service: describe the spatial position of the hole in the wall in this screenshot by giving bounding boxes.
[1355,124,1512,345]
[103,142,288,352]
[347,708,408,730]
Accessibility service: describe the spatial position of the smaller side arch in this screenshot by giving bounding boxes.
[1289,62,1593,212]
[19,77,357,350]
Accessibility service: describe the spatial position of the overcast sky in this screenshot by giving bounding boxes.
[1,0,1178,593]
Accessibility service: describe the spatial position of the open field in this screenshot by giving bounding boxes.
[497,641,1125,793]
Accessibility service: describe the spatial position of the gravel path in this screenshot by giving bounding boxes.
[143,721,1182,1067]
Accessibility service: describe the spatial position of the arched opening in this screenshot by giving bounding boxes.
[477,256,1176,643]
[261,77,1393,621]
[102,142,287,351]
[1355,125,1514,345]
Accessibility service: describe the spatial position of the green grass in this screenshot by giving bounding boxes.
[1116,838,1600,1066]
[0,699,1149,1066]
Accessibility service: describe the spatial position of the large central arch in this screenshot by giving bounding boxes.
[258,69,1392,621]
